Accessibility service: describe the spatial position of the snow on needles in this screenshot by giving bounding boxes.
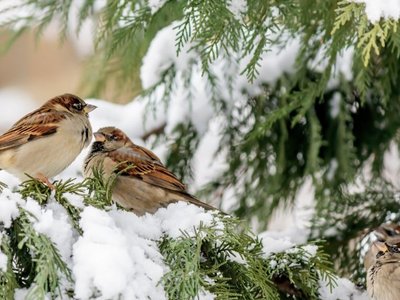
[353,0,400,23]
[0,188,20,228]
[73,207,163,299]
[73,203,214,299]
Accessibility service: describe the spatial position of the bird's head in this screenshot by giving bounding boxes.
[44,93,97,117]
[93,127,132,151]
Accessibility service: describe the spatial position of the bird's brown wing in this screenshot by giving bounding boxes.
[0,108,65,151]
[130,143,163,163]
[109,147,187,192]
[108,147,216,210]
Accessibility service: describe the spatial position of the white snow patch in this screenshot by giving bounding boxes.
[72,203,216,299]
[330,92,341,118]
[30,200,75,262]
[228,0,247,18]
[148,0,168,14]
[191,117,228,196]
[0,189,21,228]
[0,0,37,29]
[326,159,339,181]
[14,288,29,300]
[155,202,214,238]
[254,38,300,85]
[267,178,314,245]
[73,207,139,299]
[302,244,318,257]
[353,0,400,23]
[319,278,367,300]
[141,23,197,88]
[383,142,400,189]
[310,46,354,89]
[227,251,247,265]
[259,234,295,257]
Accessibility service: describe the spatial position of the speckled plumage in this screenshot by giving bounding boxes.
[364,224,400,271]
[367,242,400,300]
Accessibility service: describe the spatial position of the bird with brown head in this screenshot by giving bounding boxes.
[84,126,218,215]
[0,93,96,185]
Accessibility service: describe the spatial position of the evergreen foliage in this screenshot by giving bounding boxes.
[0,178,335,299]
[160,216,335,299]
[1,0,400,293]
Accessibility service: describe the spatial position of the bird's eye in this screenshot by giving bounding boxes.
[73,102,83,111]
[106,134,118,141]
[388,244,400,253]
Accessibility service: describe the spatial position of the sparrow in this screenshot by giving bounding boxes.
[364,223,400,271]
[367,241,400,300]
[0,93,96,185]
[84,126,217,215]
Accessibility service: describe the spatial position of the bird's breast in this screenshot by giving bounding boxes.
[5,115,92,179]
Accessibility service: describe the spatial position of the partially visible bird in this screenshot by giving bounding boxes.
[0,93,96,185]
[84,126,217,215]
[367,241,400,300]
[364,223,400,271]
[374,223,400,240]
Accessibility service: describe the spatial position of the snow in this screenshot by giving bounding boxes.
[383,142,400,189]
[25,199,75,263]
[13,288,29,300]
[319,278,367,300]
[228,0,247,18]
[66,0,106,58]
[73,207,158,299]
[0,185,22,228]
[326,159,339,181]
[253,37,300,85]
[0,0,37,29]
[330,93,341,119]
[141,23,197,89]
[259,234,295,256]
[154,202,214,238]
[310,46,354,89]
[301,244,318,257]
[73,203,215,299]
[227,251,247,265]
[267,178,314,245]
[148,0,168,14]
[192,117,227,190]
[353,0,400,23]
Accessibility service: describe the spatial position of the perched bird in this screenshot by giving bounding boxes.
[364,223,400,271]
[84,126,217,215]
[0,93,96,185]
[367,241,400,299]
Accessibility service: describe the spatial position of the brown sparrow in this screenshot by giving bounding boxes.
[84,126,217,215]
[364,223,400,271]
[0,94,96,184]
[367,241,400,299]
